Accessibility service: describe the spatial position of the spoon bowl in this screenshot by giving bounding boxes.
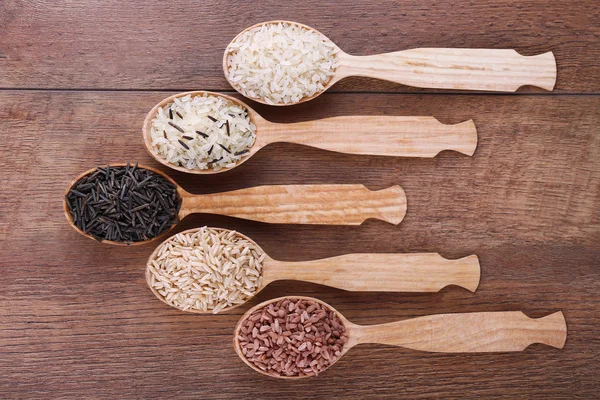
[66,165,408,245]
[142,91,264,174]
[144,91,478,174]
[224,20,557,106]
[223,20,342,106]
[145,227,262,313]
[146,227,481,314]
[63,163,181,246]
[233,296,351,379]
[234,296,567,378]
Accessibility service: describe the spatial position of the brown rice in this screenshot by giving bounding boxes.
[147,227,264,314]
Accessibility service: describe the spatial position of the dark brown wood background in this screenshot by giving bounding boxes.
[1,1,598,399]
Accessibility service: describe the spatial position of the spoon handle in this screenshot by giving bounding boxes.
[264,254,480,292]
[180,184,406,225]
[338,49,556,92]
[262,117,476,157]
[352,311,567,352]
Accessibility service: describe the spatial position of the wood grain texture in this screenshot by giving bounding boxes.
[0,91,598,398]
[349,310,567,352]
[225,21,558,104]
[233,297,567,379]
[145,227,480,314]
[264,253,480,293]
[260,116,477,157]
[336,48,557,92]
[1,0,599,91]
[180,184,407,225]
[142,91,477,174]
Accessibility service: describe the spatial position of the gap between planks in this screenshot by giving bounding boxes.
[0,88,599,96]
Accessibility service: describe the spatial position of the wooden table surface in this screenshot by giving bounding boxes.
[1,1,599,399]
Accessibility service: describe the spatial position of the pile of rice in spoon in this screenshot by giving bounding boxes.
[225,21,339,105]
[150,93,256,171]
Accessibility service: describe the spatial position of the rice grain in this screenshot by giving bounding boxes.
[150,94,256,171]
[147,227,263,313]
[236,298,348,377]
[226,22,339,105]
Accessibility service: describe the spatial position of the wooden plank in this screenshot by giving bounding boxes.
[0,91,598,398]
[0,0,598,92]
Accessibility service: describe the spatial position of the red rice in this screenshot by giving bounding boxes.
[236,298,348,377]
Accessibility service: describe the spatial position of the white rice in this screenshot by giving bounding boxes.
[150,94,256,171]
[225,21,339,105]
[147,227,265,314]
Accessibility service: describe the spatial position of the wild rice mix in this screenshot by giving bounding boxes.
[147,227,264,314]
[150,94,256,171]
[226,21,339,105]
[237,298,348,377]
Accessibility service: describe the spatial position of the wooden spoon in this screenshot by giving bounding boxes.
[64,164,407,246]
[234,296,567,379]
[224,21,557,105]
[146,227,481,313]
[142,91,477,174]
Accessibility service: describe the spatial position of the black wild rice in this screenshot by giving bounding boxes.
[168,121,184,133]
[66,164,180,243]
[207,157,223,166]
[179,139,190,150]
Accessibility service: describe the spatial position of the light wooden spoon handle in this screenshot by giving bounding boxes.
[180,184,406,225]
[337,49,556,92]
[351,311,567,352]
[264,254,480,292]
[262,117,477,157]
